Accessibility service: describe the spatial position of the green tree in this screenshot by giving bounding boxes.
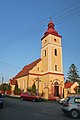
[67,64,79,82]
[31,82,36,95]
[6,83,11,91]
[14,84,21,95]
[1,84,6,91]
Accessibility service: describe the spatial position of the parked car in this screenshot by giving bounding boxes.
[0,93,4,108]
[61,96,80,119]
[20,92,43,102]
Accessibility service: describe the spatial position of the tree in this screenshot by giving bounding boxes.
[31,82,36,95]
[67,64,79,82]
[14,84,21,95]
[6,83,11,91]
[6,83,11,94]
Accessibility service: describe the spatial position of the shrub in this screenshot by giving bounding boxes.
[1,84,6,92]
[31,82,36,95]
[14,84,21,95]
[27,88,32,92]
[6,83,11,91]
[6,84,11,94]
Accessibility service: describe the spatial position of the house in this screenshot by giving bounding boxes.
[64,81,79,94]
[10,20,64,99]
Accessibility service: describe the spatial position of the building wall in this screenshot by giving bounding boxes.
[28,60,42,93]
[71,82,79,93]
[16,76,28,91]
[30,61,42,74]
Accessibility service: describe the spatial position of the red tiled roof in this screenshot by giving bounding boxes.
[64,82,75,88]
[13,58,41,79]
[10,79,17,85]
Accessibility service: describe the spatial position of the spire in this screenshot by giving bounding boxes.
[50,17,52,21]
[41,19,62,40]
[48,19,54,30]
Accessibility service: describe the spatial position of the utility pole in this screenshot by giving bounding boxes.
[2,76,4,84]
[0,74,4,85]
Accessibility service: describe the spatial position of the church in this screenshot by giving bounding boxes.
[10,20,64,99]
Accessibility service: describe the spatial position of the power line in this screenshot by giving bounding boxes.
[54,6,80,22]
[0,1,80,82]
[0,10,79,50]
[56,12,80,25]
[52,0,80,21]
[0,62,21,69]
[0,9,80,74]
[0,26,45,49]
[0,19,48,48]
[0,1,80,50]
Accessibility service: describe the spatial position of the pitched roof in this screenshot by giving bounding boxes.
[10,79,17,85]
[64,82,75,88]
[13,58,41,79]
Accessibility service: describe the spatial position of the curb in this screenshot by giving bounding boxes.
[5,94,20,99]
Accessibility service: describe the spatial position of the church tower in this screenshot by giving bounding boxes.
[41,20,64,97]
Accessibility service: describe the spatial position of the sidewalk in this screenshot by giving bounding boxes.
[5,94,20,99]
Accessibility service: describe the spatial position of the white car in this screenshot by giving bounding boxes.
[58,98,65,104]
[61,96,80,119]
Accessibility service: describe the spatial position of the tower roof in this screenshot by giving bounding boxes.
[41,20,62,40]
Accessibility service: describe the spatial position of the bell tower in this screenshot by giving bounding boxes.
[41,20,64,97]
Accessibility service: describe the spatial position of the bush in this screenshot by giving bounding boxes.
[14,88,21,95]
[1,84,6,93]
[31,82,36,95]
[27,88,32,92]
[6,83,11,91]
[14,84,21,95]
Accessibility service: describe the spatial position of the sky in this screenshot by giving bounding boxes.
[0,0,80,84]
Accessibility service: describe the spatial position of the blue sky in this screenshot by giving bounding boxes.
[0,0,80,84]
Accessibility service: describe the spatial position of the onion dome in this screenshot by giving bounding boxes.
[41,20,62,40]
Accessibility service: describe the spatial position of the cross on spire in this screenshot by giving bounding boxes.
[50,17,52,21]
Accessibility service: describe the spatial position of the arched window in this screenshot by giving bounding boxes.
[38,67,40,71]
[54,49,57,56]
[54,81,59,85]
[55,65,58,71]
[43,50,46,56]
[54,38,57,42]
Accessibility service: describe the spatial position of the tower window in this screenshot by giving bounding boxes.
[43,50,46,56]
[54,49,57,56]
[54,38,56,42]
[55,65,58,71]
[38,67,40,71]
[44,40,47,43]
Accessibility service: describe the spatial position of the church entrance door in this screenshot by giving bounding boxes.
[54,86,59,96]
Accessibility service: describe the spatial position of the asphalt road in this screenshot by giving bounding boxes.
[0,97,79,120]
